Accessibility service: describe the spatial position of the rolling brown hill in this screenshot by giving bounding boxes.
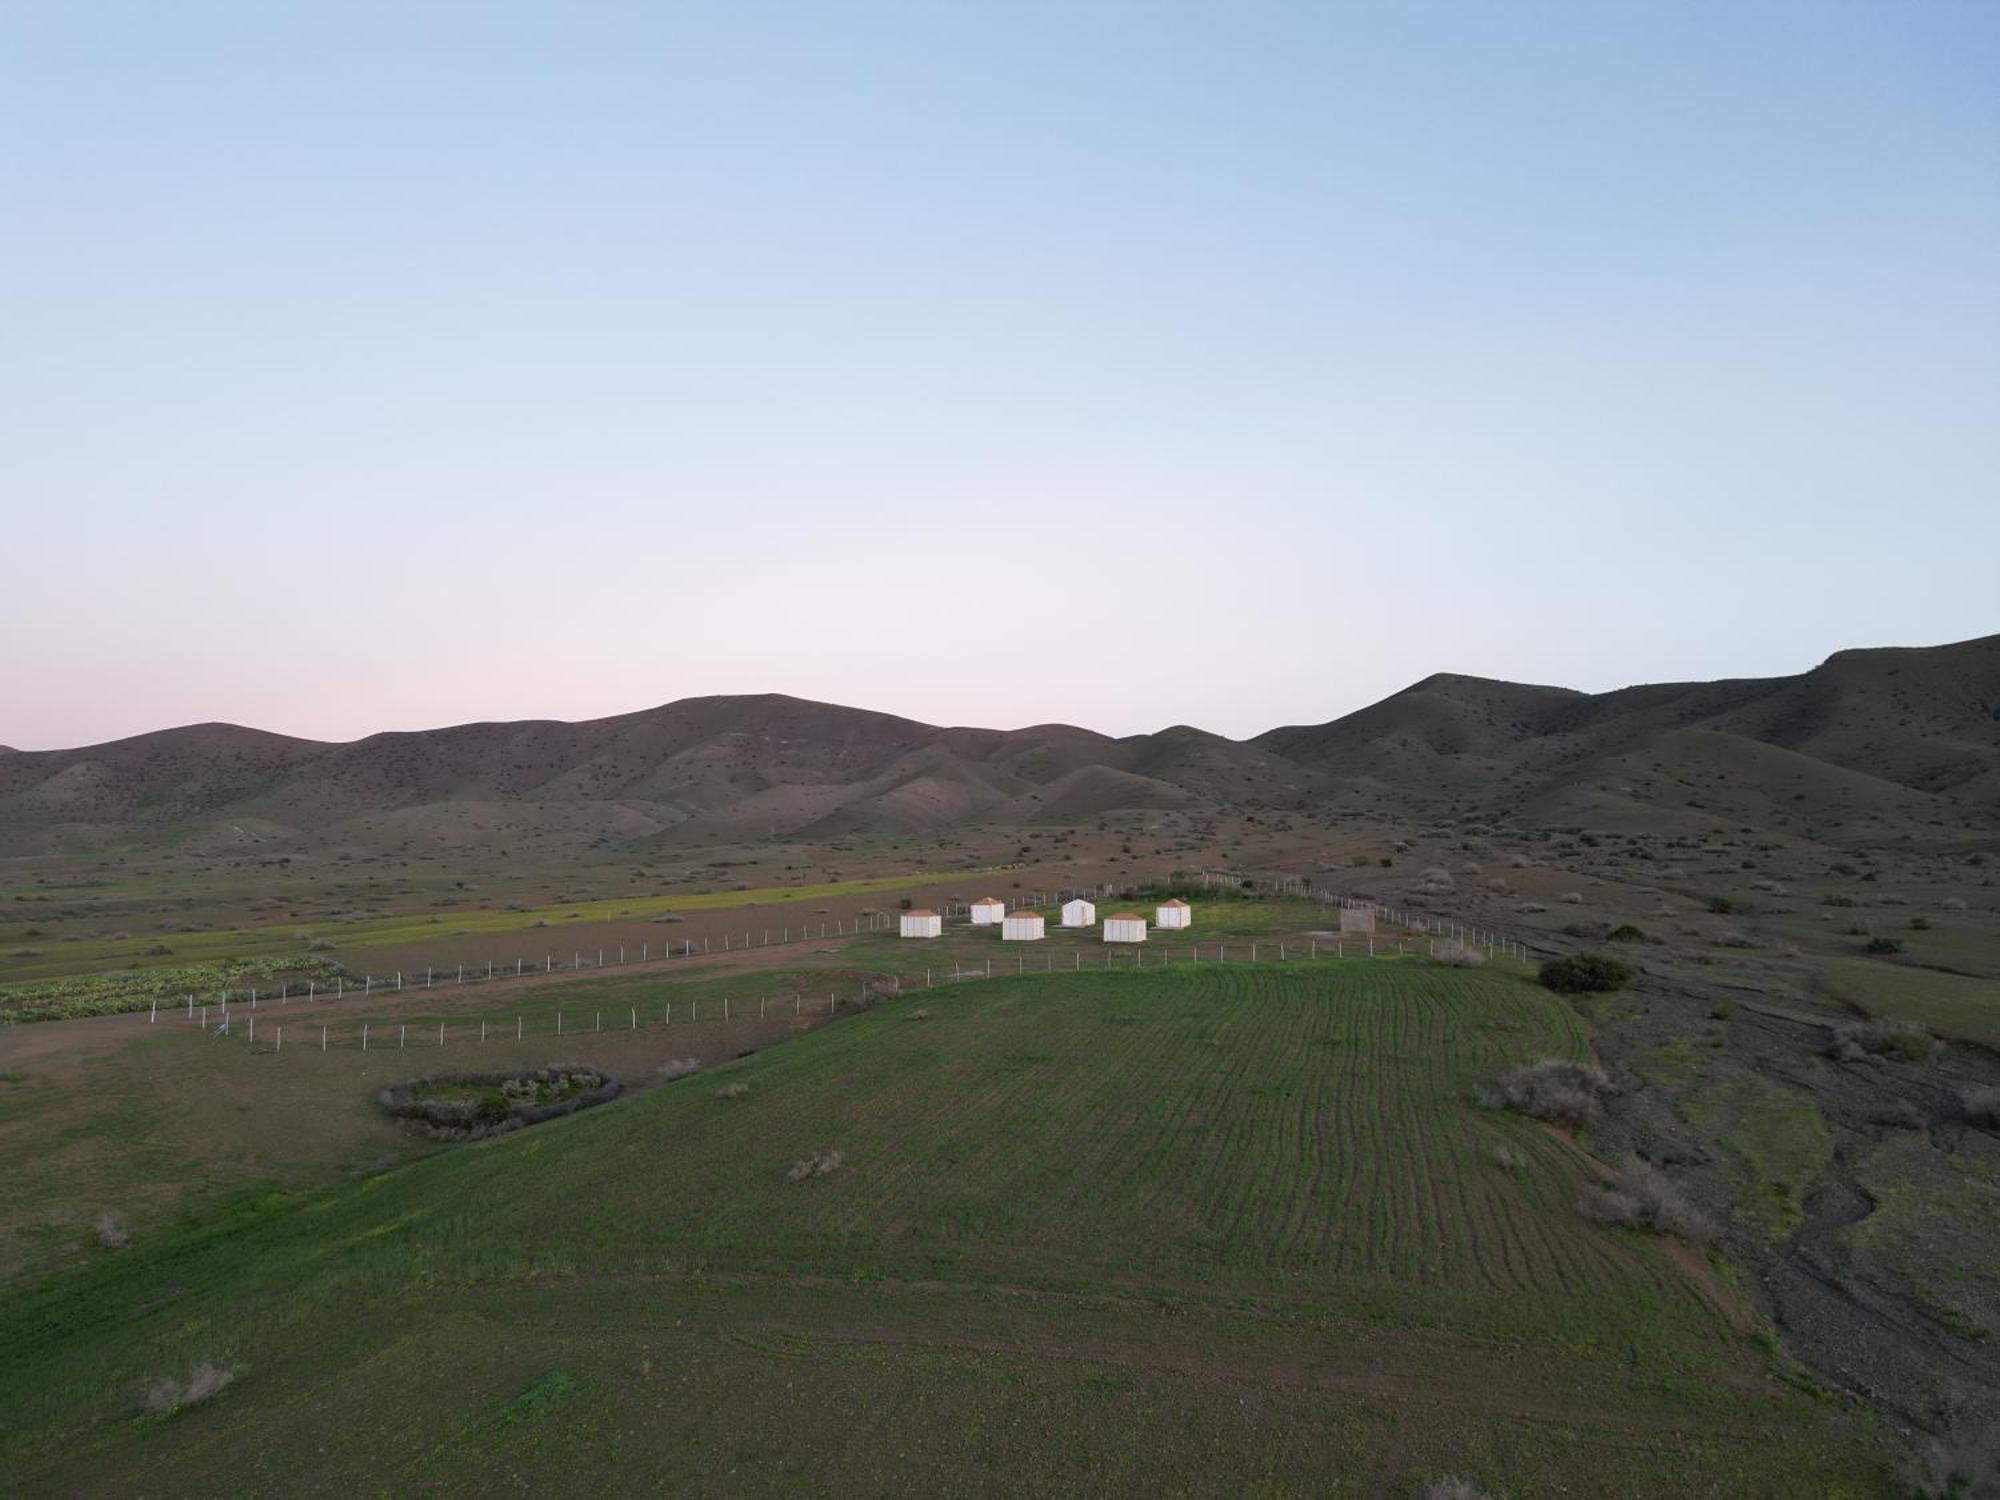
[1,636,1993,854]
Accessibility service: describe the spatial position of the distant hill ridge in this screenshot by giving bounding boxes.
[2,636,1994,851]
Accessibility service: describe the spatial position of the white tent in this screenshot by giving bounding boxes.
[1156,899,1192,929]
[1001,911,1045,941]
[1060,898,1096,927]
[899,909,942,938]
[969,897,1005,926]
[1103,913,1148,943]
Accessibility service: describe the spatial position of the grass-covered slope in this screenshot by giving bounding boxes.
[0,963,1889,1495]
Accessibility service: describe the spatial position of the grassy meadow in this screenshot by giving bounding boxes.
[0,957,1892,1495]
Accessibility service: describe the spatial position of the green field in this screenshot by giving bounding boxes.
[1820,956,2000,1050]
[0,959,1888,1495]
[0,868,977,985]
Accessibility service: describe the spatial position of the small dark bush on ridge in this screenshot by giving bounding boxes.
[1539,953,1633,995]
[1483,1059,1615,1128]
[1865,935,1903,956]
[1578,1159,1713,1243]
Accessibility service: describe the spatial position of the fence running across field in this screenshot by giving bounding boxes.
[131,873,1532,1046]
[154,927,1525,1057]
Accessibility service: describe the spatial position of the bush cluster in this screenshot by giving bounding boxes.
[1538,954,1633,995]
[1482,1059,1616,1128]
[787,1149,845,1182]
[139,1363,237,1417]
[1960,1086,2000,1129]
[1578,1159,1713,1242]
[1431,940,1484,969]
[1827,1021,1938,1066]
[375,1066,619,1140]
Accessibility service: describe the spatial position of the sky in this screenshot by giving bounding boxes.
[3,1,1996,751]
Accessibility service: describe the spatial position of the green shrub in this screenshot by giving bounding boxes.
[1864,936,1902,956]
[1606,924,1646,942]
[1539,954,1634,995]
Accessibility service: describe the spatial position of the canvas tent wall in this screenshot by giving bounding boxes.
[1001,911,1045,941]
[1156,899,1191,929]
[1060,898,1096,927]
[1102,913,1148,943]
[899,910,942,938]
[969,898,1005,926]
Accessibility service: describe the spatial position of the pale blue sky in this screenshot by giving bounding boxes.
[4,1,1996,749]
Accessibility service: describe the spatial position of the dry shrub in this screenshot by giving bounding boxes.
[1960,1086,2000,1129]
[1517,901,1548,914]
[1433,940,1485,969]
[94,1211,130,1251]
[1905,1425,1999,1499]
[139,1363,237,1417]
[787,1149,844,1182]
[658,1057,700,1082]
[909,1008,931,1021]
[1487,1145,1528,1172]
[1483,1059,1615,1127]
[1940,896,1969,912]
[1828,1020,1938,1065]
[1560,892,1584,905]
[1872,1099,1927,1131]
[1420,1480,1494,1500]
[1579,1159,1713,1242]
[714,1082,750,1100]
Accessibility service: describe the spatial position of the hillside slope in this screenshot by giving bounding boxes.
[2,635,1993,852]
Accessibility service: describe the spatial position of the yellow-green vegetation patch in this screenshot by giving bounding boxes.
[0,956,347,1024]
[1847,1137,2000,1345]
[1632,1036,1706,1088]
[1820,958,2000,1050]
[0,870,974,986]
[1682,1078,1832,1242]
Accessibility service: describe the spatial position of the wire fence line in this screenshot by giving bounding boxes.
[162,931,1503,1057]
[133,874,1531,1034]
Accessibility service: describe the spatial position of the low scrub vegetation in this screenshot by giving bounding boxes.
[139,1363,237,1418]
[1483,1059,1615,1128]
[1420,1480,1494,1500]
[1578,1159,1713,1243]
[787,1148,844,1182]
[1538,953,1633,995]
[657,1057,701,1082]
[1960,1086,2000,1129]
[1904,1425,1999,1500]
[375,1067,619,1140]
[0,955,347,1025]
[714,1082,750,1100]
[1827,1020,1938,1065]
[1432,940,1484,968]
